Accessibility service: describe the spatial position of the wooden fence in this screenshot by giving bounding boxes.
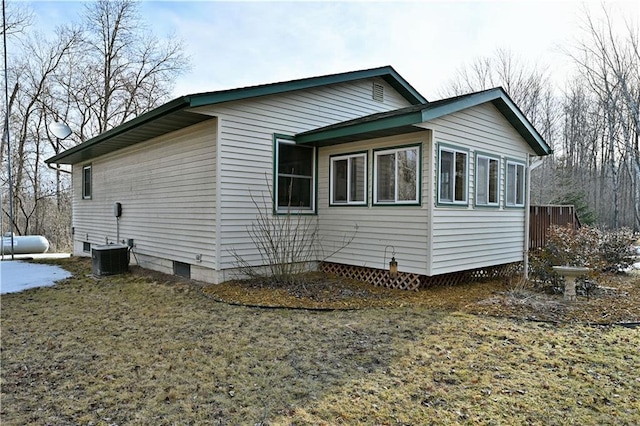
[529,205,581,249]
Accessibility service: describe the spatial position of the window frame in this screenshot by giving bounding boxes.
[475,153,500,207]
[437,144,469,206]
[82,164,92,200]
[372,144,421,206]
[273,136,316,214]
[505,159,526,208]
[329,151,368,206]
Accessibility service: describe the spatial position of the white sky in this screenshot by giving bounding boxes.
[23,0,640,100]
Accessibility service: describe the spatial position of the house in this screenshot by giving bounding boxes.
[46,66,552,289]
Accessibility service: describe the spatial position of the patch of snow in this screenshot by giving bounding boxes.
[0,261,72,294]
[625,261,640,275]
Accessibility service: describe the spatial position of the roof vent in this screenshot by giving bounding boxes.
[372,83,384,102]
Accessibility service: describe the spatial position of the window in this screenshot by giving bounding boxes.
[373,145,419,204]
[506,160,525,207]
[82,164,92,199]
[476,154,499,206]
[330,152,367,205]
[275,138,315,212]
[438,145,468,205]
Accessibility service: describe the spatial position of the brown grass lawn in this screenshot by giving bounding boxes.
[1,258,639,425]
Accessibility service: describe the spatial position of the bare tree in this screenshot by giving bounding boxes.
[0,1,32,37]
[1,0,189,250]
[439,49,561,206]
[1,26,81,245]
[439,48,554,133]
[67,0,189,138]
[0,1,32,164]
[569,4,640,230]
[440,14,639,231]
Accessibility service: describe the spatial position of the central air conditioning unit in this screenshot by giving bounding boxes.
[92,244,129,276]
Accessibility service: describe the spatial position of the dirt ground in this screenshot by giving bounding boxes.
[1,258,638,425]
[204,266,640,325]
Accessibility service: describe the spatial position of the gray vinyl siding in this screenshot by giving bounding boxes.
[72,120,217,275]
[423,102,534,275]
[192,77,413,277]
[317,132,431,275]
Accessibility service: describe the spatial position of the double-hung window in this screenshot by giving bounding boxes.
[373,145,419,204]
[82,164,92,200]
[505,160,525,207]
[475,154,499,206]
[438,145,468,205]
[275,138,315,212]
[330,152,367,205]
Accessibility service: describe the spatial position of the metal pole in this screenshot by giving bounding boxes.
[2,0,15,259]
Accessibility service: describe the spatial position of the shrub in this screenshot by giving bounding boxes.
[529,225,637,294]
[599,227,637,272]
[528,248,564,293]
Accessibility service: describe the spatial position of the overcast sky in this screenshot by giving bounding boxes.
[26,0,639,100]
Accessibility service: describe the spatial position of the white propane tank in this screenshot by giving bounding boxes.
[1,233,50,255]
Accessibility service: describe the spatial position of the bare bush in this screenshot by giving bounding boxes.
[231,179,356,285]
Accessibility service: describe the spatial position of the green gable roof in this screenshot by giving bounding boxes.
[296,88,553,156]
[46,66,426,165]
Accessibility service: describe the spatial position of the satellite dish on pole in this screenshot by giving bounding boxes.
[49,121,72,140]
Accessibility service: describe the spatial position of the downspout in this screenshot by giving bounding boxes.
[524,155,544,279]
[426,130,435,277]
[215,117,222,281]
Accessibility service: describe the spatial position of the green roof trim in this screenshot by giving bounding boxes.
[188,66,427,107]
[46,97,192,164]
[46,66,426,165]
[296,110,425,145]
[296,88,553,156]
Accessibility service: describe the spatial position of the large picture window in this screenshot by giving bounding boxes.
[330,152,367,205]
[476,154,499,206]
[82,164,92,200]
[438,145,468,205]
[275,138,315,212]
[506,160,525,207]
[373,145,419,204]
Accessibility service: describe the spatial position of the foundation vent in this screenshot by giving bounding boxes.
[173,261,191,279]
[372,82,384,102]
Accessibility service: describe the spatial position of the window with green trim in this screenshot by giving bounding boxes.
[373,146,419,204]
[275,138,315,212]
[506,160,525,207]
[476,154,499,206]
[330,152,367,205]
[438,145,468,204]
[82,164,92,200]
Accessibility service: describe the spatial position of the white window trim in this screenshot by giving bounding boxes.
[437,145,469,205]
[275,138,316,213]
[82,164,92,200]
[475,154,500,207]
[330,152,367,206]
[505,160,526,207]
[373,145,420,205]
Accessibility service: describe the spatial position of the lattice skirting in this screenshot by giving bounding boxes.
[320,261,522,291]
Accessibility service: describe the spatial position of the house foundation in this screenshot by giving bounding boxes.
[320,261,522,290]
